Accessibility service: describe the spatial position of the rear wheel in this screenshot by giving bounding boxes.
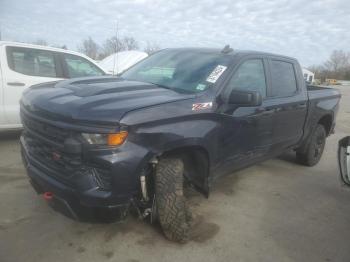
[296,124,326,166]
[154,157,191,243]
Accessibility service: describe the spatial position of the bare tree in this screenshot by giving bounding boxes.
[101,36,125,58]
[100,36,140,59]
[123,37,139,50]
[144,41,160,54]
[78,37,99,59]
[311,50,350,81]
[324,50,349,72]
[33,39,48,46]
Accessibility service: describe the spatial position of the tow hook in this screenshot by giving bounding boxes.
[43,192,53,201]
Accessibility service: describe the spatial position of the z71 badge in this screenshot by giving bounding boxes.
[192,102,213,111]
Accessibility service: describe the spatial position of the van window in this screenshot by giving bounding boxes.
[270,60,297,97]
[63,54,104,78]
[224,59,267,98]
[7,47,57,77]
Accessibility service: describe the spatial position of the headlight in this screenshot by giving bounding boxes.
[82,131,128,146]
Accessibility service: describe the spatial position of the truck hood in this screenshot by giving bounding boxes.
[21,77,195,124]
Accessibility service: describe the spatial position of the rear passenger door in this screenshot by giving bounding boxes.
[3,46,63,125]
[266,58,308,153]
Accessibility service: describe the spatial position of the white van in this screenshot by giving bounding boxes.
[0,41,107,131]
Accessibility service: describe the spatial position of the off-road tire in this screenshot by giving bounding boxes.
[155,157,191,243]
[296,124,326,166]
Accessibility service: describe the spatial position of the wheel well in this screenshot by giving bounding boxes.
[318,114,333,135]
[160,146,210,196]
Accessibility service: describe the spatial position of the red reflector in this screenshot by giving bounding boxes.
[43,192,53,201]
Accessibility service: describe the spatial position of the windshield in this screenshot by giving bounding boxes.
[121,49,232,93]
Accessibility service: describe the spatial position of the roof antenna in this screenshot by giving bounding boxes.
[221,44,233,54]
[112,20,119,75]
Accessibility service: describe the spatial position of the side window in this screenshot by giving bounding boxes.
[7,47,57,77]
[225,59,267,98]
[63,54,104,78]
[270,60,297,97]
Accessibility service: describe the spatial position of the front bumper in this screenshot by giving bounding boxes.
[20,136,132,220]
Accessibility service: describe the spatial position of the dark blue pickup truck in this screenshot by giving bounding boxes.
[20,47,340,242]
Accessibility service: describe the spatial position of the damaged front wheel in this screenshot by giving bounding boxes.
[154,156,192,243]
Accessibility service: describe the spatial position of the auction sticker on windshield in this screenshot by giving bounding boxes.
[192,102,213,111]
[206,65,227,83]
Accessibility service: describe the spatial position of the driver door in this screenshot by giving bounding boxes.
[214,57,274,177]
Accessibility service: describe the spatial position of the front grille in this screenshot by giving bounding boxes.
[21,110,112,190]
[21,111,85,184]
[21,112,69,144]
[26,134,83,175]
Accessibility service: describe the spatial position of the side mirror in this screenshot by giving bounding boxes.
[228,90,262,107]
[338,136,350,186]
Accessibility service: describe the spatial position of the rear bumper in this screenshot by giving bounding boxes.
[20,136,131,220]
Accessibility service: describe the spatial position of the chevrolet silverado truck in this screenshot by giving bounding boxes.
[20,47,341,242]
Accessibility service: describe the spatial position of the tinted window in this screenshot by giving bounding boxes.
[7,47,57,77]
[270,60,297,97]
[225,59,266,97]
[63,54,104,78]
[122,50,232,93]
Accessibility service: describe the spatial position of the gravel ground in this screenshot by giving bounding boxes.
[0,86,350,262]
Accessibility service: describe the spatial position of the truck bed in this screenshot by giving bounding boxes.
[301,84,341,141]
[307,85,340,101]
[307,84,331,91]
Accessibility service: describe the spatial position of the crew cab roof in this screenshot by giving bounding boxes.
[161,47,297,61]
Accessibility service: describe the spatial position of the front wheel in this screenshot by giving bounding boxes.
[296,124,326,166]
[154,157,191,243]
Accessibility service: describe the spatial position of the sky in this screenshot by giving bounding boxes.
[0,0,349,66]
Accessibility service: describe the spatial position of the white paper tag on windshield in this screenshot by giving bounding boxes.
[206,65,227,83]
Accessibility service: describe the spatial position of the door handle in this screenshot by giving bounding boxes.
[262,109,275,115]
[7,82,25,86]
[296,103,307,109]
[256,107,275,116]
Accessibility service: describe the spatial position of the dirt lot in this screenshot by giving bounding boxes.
[1,86,350,262]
